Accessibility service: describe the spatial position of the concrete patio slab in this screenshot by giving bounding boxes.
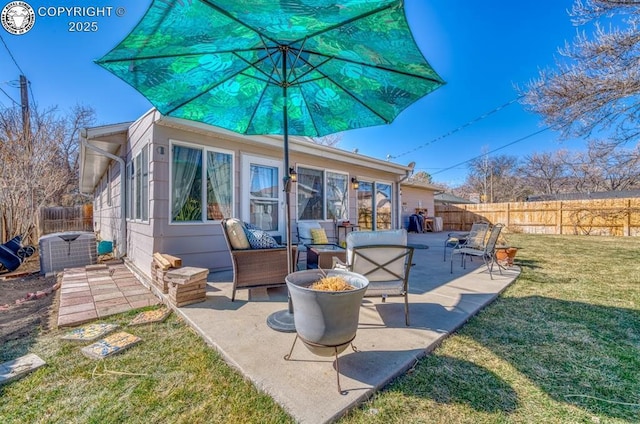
[52,232,519,422]
[163,232,521,423]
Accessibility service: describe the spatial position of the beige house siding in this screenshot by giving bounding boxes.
[87,110,412,278]
[400,184,437,229]
[93,161,122,246]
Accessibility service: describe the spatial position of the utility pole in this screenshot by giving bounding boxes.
[20,74,30,148]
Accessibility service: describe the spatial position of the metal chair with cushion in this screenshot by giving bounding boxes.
[335,229,414,326]
[444,221,490,261]
[451,223,504,279]
[0,235,36,273]
[295,221,337,270]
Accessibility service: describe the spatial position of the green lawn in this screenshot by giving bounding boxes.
[1,234,638,423]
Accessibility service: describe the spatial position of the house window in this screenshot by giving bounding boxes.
[126,145,149,222]
[296,167,348,221]
[326,171,348,221]
[171,143,233,223]
[357,180,393,230]
[206,151,232,221]
[248,163,279,230]
[106,167,111,207]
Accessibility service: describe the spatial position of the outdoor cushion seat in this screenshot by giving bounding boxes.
[295,221,337,270]
[221,219,288,301]
[335,229,414,325]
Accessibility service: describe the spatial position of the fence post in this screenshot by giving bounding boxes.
[557,201,563,235]
[624,199,631,237]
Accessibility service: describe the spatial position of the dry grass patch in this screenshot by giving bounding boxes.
[0,310,292,424]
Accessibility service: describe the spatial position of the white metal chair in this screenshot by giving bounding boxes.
[446,221,490,262]
[296,221,337,270]
[451,223,504,279]
[335,229,414,326]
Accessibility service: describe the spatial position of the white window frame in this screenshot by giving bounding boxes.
[294,164,349,222]
[126,143,150,223]
[356,178,394,231]
[241,153,284,235]
[169,139,235,225]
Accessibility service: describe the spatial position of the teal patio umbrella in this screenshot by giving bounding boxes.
[97,0,444,330]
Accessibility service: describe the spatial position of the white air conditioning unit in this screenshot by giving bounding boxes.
[39,231,97,275]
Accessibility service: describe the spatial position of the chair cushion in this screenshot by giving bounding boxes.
[310,228,328,244]
[297,221,322,242]
[245,228,280,249]
[346,229,407,263]
[225,219,250,250]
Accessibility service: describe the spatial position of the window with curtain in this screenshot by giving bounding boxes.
[206,151,232,220]
[141,145,149,221]
[296,167,348,221]
[171,143,233,223]
[376,182,392,230]
[172,144,203,222]
[126,161,133,219]
[357,181,373,230]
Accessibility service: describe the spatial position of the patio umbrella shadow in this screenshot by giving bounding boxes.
[365,293,492,332]
[467,295,640,421]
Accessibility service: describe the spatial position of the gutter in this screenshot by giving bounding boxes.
[79,128,127,259]
[396,161,416,228]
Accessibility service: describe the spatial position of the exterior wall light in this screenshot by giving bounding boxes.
[289,167,298,182]
[351,177,359,190]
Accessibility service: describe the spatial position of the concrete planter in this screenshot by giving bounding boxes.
[286,269,368,357]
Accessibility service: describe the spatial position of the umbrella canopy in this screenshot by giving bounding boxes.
[96,0,444,277]
[96,0,444,138]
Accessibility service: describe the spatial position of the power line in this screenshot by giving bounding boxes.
[0,85,19,106]
[391,96,522,159]
[0,33,25,75]
[430,126,551,176]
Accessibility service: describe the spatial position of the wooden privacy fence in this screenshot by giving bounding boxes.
[435,197,640,236]
[39,204,93,236]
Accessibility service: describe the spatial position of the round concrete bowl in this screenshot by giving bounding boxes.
[286,269,369,357]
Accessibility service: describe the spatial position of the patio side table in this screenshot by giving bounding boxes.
[336,224,359,247]
[306,244,346,270]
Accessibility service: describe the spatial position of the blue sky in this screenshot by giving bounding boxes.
[0,0,586,186]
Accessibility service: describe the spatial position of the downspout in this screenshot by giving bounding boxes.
[396,162,416,229]
[79,128,127,259]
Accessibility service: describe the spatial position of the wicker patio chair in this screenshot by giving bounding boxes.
[221,219,288,301]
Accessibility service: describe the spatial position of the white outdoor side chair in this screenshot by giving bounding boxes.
[335,229,414,326]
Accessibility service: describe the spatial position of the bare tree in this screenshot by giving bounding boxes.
[565,141,640,191]
[520,0,640,146]
[460,154,523,202]
[519,151,571,195]
[409,170,433,184]
[0,104,95,242]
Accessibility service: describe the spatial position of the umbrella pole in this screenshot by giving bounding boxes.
[267,59,296,333]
